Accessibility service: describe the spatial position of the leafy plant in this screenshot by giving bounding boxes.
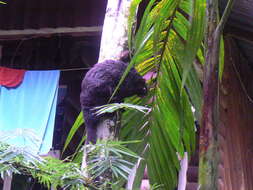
[33,157,91,190]
[86,140,140,181]
[117,0,206,189]
[62,112,85,154]
[0,129,94,189]
[95,103,150,115]
[0,133,143,190]
[0,140,97,189]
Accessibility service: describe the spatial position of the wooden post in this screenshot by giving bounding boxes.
[177,152,188,190]
[1,45,12,190]
[3,173,12,190]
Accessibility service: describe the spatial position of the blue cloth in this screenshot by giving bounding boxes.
[0,70,60,154]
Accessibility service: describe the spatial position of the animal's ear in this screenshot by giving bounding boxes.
[119,50,130,63]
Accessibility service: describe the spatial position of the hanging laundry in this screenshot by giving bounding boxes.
[0,66,26,88]
[0,70,60,154]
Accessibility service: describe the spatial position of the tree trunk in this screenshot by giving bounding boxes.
[81,0,132,180]
[98,0,131,63]
[198,0,234,189]
[198,0,220,189]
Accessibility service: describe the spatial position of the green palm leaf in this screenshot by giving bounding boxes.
[62,112,85,154]
[120,0,206,189]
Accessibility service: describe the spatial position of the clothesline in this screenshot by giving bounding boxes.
[0,66,92,72]
[29,67,91,72]
[59,67,91,71]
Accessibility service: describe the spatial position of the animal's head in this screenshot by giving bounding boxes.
[124,68,148,98]
[135,75,148,97]
[113,58,148,99]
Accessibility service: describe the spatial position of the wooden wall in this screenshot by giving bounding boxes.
[218,37,253,190]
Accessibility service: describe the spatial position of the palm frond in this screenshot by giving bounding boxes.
[120,0,206,189]
[95,103,150,115]
[62,112,85,154]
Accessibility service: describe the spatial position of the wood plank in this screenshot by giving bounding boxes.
[218,37,253,190]
[225,27,253,44]
[0,26,102,39]
[222,0,253,36]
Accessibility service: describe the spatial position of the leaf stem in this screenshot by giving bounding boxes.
[215,0,234,37]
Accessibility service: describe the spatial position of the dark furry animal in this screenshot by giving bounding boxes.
[80,59,147,143]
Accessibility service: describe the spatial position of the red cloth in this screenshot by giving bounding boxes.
[0,67,26,87]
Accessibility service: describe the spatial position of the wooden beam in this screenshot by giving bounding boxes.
[0,26,103,39]
[218,37,253,190]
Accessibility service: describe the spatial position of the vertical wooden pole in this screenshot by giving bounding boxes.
[177,152,188,190]
[3,173,12,190]
[1,45,12,190]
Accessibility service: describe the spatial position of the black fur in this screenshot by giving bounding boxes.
[80,59,147,143]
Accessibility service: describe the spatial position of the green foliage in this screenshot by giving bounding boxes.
[118,0,207,189]
[63,112,85,154]
[32,157,87,189]
[0,140,95,190]
[0,134,142,190]
[219,36,225,81]
[0,129,44,178]
[86,140,140,181]
[95,103,150,115]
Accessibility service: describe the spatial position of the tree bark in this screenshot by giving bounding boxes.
[98,0,131,63]
[95,0,131,141]
[198,0,234,189]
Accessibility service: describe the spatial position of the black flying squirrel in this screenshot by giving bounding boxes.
[80,59,147,143]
